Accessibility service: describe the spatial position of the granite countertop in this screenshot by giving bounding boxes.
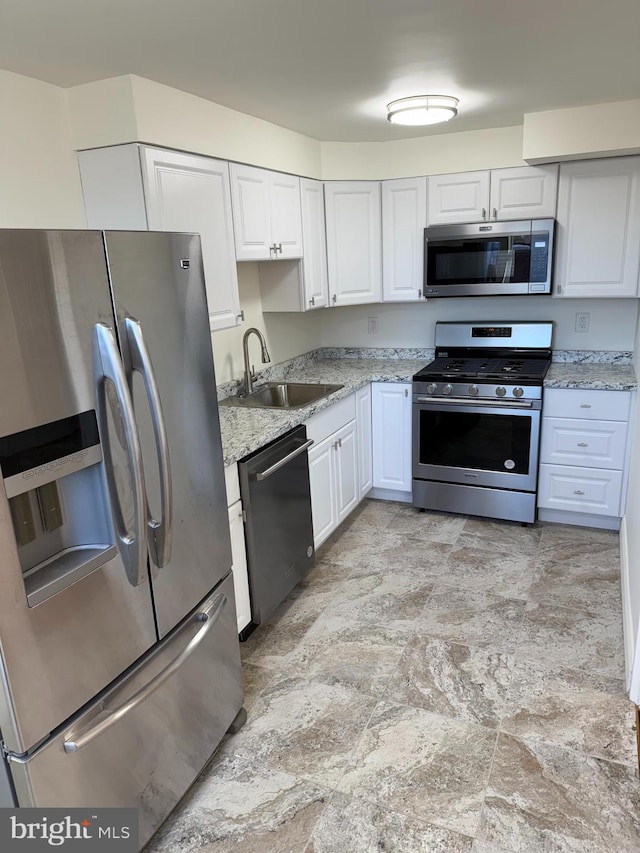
[544,362,638,392]
[218,357,424,466]
[219,355,639,467]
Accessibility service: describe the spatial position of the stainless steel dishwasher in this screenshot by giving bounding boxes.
[238,425,315,627]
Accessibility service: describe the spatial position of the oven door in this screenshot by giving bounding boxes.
[412,397,541,492]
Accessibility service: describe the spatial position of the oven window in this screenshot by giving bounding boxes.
[428,234,532,286]
[418,409,532,474]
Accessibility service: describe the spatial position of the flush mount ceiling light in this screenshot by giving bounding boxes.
[386,95,459,126]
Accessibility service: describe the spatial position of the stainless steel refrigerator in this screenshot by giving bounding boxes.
[0,230,244,847]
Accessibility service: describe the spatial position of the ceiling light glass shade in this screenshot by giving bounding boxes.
[386,95,459,126]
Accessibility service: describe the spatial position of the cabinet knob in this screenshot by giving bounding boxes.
[573,490,585,496]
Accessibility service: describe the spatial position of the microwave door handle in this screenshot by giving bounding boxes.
[124,317,173,568]
[93,323,148,587]
[63,592,227,752]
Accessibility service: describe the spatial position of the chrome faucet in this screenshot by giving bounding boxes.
[242,327,271,395]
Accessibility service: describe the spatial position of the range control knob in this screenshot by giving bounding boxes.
[443,383,453,396]
[513,387,524,398]
[468,384,479,397]
[427,383,438,394]
[496,386,507,397]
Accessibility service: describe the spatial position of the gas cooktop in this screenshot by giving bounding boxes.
[413,356,551,384]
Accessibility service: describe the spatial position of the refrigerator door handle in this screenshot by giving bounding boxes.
[93,322,148,587]
[124,316,173,568]
[63,592,227,753]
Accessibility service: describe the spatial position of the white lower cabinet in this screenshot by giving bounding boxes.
[224,464,252,633]
[356,384,373,499]
[371,382,413,497]
[306,391,370,548]
[308,435,338,546]
[538,388,631,527]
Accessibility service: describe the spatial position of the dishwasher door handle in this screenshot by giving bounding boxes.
[253,438,314,481]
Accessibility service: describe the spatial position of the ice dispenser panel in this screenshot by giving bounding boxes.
[0,412,117,607]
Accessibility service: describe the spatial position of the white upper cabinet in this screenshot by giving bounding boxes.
[230,163,303,261]
[554,157,640,298]
[257,178,328,312]
[324,181,382,306]
[382,177,427,302]
[78,144,241,332]
[427,165,558,225]
[300,178,329,309]
[427,171,490,225]
[489,165,558,221]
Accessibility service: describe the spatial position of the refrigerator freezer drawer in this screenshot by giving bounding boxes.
[8,574,243,849]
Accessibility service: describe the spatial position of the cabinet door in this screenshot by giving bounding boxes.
[325,181,382,306]
[270,172,303,259]
[382,177,427,302]
[141,148,241,332]
[427,171,490,225]
[300,178,329,309]
[229,163,272,260]
[334,420,359,523]
[356,384,373,499]
[489,165,558,221]
[308,434,338,548]
[372,382,412,492]
[555,157,640,298]
[228,501,252,632]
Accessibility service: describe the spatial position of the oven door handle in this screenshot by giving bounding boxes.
[414,396,534,409]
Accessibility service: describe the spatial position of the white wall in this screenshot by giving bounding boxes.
[320,125,525,180]
[524,100,640,164]
[0,70,86,228]
[319,297,640,352]
[622,315,640,699]
[211,264,324,383]
[67,75,323,179]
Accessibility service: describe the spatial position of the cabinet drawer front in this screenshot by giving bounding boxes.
[538,464,622,516]
[543,388,630,421]
[540,418,628,469]
[305,393,356,444]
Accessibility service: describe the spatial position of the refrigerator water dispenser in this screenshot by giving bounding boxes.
[0,411,117,607]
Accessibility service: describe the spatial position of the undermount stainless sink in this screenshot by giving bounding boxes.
[223,382,344,409]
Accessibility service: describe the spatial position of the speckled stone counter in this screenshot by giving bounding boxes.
[544,363,638,392]
[218,357,424,465]
[219,354,639,466]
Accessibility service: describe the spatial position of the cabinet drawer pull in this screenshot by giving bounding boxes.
[492,208,497,219]
[579,404,591,408]
[482,207,487,220]
[573,490,585,496]
[577,442,588,447]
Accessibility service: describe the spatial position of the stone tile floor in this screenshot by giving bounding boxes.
[147,500,639,852]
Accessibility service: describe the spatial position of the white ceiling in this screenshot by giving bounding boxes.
[1,0,639,142]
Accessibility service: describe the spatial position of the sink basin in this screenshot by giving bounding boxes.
[224,382,344,409]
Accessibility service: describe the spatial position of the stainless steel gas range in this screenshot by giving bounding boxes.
[412,321,553,524]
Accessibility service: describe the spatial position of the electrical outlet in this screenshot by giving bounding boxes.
[368,316,379,335]
[575,312,590,333]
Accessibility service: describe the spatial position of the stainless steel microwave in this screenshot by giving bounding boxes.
[423,218,555,297]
